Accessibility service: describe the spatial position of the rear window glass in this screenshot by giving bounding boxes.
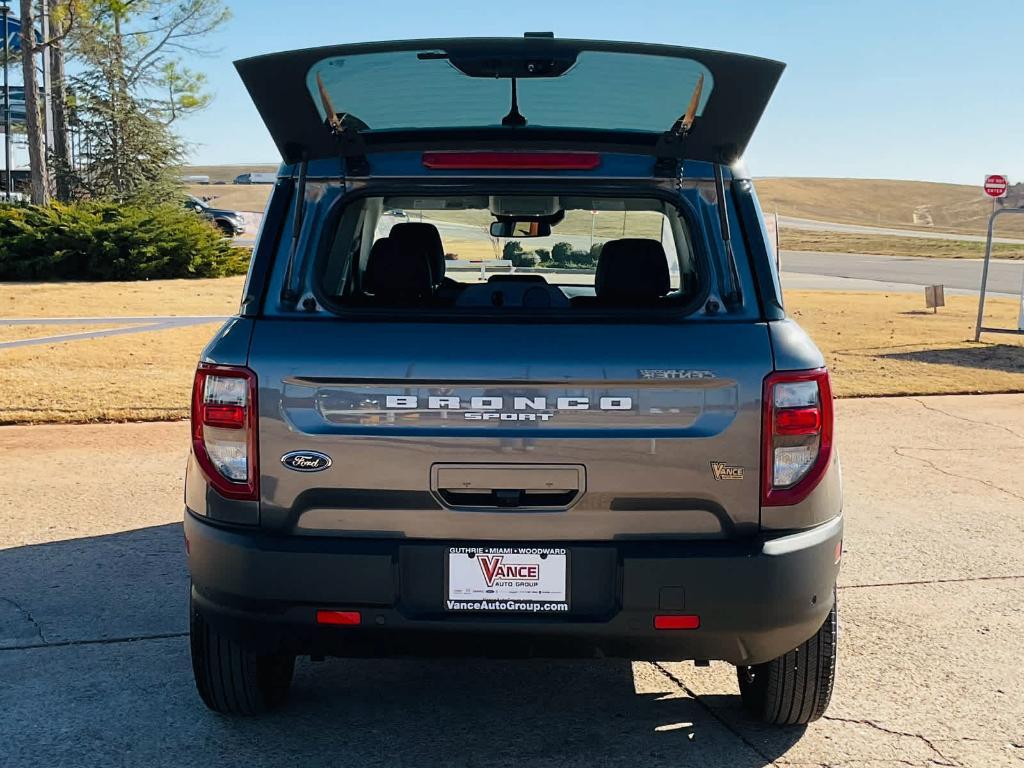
[306,50,712,134]
[317,195,704,316]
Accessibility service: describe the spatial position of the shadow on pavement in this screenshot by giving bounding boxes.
[882,342,1024,374]
[0,524,805,767]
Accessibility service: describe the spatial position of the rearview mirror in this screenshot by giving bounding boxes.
[490,220,551,238]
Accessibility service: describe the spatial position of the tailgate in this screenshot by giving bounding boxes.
[251,320,771,541]
[235,37,784,164]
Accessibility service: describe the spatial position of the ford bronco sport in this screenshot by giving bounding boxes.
[185,36,842,724]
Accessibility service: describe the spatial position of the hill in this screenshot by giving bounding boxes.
[755,177,1024,236]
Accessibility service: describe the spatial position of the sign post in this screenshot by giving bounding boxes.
[975,174,1024,341]
[1018,267,1024,332]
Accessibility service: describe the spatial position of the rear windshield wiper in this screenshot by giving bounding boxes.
[501,77,527,127]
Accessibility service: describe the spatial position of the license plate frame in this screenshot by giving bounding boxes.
[445,546,570,612]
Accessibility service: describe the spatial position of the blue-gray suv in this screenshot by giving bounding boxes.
[184,36,842,724]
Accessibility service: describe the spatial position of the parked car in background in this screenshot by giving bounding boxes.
[185,195,246,236]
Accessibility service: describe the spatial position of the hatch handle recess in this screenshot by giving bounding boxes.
[431,464,586,512]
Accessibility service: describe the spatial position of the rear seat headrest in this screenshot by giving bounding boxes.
[389,222,446,288]
[595,238,670,303]
[364,237,433,302]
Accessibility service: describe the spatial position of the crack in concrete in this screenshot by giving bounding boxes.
[893,446,1024,504]
[0,630,187,653]
[839,574,1024,590]
[0,596,47,644]
[910,398,1024,442]
[821,716,961,767]
[649,661,785,767]
[782,761,924,767]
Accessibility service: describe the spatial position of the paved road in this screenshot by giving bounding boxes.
[1,395,1022,767]
[779,215,1024,245]
[0,316,227,350]
[781,249,1024,295]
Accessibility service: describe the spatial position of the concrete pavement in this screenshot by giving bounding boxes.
[1,394,1022,767]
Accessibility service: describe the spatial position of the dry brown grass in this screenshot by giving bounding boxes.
[0,323,222,424]
[187,184,273,213]
[181,164,278,211]
[1,282,1021,424]
[786,291,1024,397]
[1,277,244,318]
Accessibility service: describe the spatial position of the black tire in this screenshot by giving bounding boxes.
[736,589,837,725]
[215,219,235,237]
[190,595,295,715]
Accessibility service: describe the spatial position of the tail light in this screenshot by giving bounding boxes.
[762,368,833,507]
[191,364,258,501]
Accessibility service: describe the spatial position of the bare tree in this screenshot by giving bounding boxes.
[19,0,47,204]
[48,0,78,201]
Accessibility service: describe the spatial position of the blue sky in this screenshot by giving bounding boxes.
[178,0,1023,184]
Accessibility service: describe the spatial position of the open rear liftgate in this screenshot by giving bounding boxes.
[975,203,1024,340]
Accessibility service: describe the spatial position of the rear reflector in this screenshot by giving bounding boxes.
[774,406,821,435]
[201,404,246,429]
[316,610,362,626]
[654,615,700,630]
[422,151,601,170]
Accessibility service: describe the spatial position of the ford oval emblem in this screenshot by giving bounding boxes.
[281,451,332,472]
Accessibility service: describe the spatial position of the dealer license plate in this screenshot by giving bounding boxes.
[446,547,569,612]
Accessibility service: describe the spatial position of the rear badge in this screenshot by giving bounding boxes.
[711,462,744,481]
[281,451,332,472]
[639,369,715,380]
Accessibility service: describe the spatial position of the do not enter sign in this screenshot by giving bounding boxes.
[984,174,1008,198]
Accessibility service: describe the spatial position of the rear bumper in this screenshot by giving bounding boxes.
[185,511,842,665]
